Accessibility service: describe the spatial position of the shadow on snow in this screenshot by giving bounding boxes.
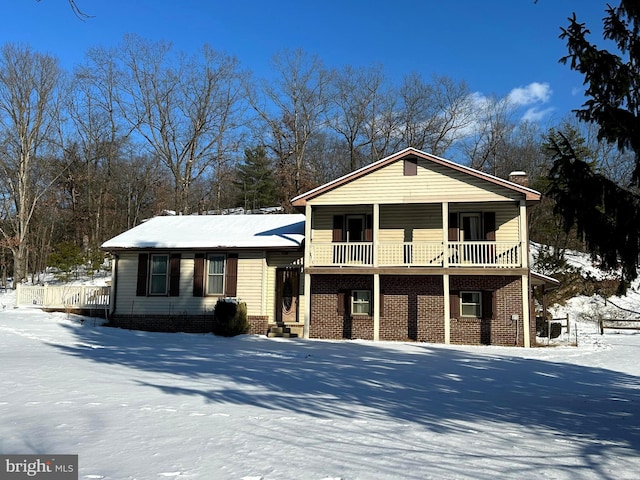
[52,321,640,475]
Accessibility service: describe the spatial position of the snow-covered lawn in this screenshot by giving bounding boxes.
[1,295,639,479]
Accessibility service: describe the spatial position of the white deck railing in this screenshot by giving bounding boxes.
[16,284,110,309]
[310,241,521,268]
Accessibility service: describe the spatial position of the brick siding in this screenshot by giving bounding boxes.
[108,313,268,336]
[310,273,531,346]
[450,275,525,347]
[380,275,445,342]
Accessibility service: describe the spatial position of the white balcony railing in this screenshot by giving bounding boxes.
[309,241,521,268]
[447,241,520,267]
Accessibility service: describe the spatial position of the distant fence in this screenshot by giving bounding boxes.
[599,318,640,334]
[15,284,110,312]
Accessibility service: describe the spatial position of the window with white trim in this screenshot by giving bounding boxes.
[149,254,169,295]
[351,290,371,315]
[460,291,482,318]
[206,254,225,295]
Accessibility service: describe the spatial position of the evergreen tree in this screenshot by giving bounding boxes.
[233,146,280,211]
[547,1,640,291]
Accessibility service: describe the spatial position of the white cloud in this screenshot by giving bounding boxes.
[507,82,552,106]
[521,106,555,122]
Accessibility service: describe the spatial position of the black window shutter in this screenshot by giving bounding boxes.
[225,254,238,297]
[365,214,373,242]
[484,212,496,241]
[448,213,459,241]
[482,290,495,319]
[333,215,344,242]
[450,290,460,318]
[337,290,346,315]
[169,253,181,297]
[193,253,205,297]
[379,291,385,317]
[136,253,149,296]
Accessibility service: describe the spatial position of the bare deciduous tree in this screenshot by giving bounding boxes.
[250,49,331,199]
[0,44,64,282]
[116,35,246,214]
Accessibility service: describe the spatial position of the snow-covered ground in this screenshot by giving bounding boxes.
[1,287,640,480]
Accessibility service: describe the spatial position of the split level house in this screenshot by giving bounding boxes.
[101,147,554,347]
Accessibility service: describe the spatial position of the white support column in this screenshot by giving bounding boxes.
[522,273,531,348]
[443,273,451,344]
[373,203,379,268]
[442,202,451,344]
[519,200,529,269]
[373,273,380,341]
[442,202,449,268]
[302,204,313,339]
[373,203,380,341]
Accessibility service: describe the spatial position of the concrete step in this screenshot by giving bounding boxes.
[267,331,299,338]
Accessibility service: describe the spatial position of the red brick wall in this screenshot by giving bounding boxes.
[450,275,524,347]
[309,273,530,347]
[310,274,374,340]
[380,275,445,342]
[109,314,268,335]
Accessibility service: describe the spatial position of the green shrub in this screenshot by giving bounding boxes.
[212,300,249,337]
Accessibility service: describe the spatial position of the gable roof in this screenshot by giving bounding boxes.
[291,147,541,207]
[101,214,305,251]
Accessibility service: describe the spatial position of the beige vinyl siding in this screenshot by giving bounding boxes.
[312,206,372,243]
[379,204,442,243]
[115,252,218,316]
[309,159,521,205]
[451,202,520,243]
[236,252,265,317]
[114,251,274,317]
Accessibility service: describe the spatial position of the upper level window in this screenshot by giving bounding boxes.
[149,254,169,295]
[461,213,482,241]
[207,254,225,295]
[345,215,365,242]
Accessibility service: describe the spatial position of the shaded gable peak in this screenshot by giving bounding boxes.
[290,148,541,207]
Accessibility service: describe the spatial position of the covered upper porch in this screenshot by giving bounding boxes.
[306,201,528,269]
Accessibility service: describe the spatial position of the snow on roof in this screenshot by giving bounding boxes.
[101,214,305,250]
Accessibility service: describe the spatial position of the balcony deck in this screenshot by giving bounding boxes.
[310,241,521,268]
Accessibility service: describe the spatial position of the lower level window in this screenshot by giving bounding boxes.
[460,291,482,317]
[352,290,371,315]
[149,254,169,295]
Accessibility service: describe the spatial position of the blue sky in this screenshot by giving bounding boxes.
[3,1,611,125]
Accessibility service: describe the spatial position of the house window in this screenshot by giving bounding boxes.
[351,290,371,315]
[149,254,169,295]
[460,213,482,241]
[460,291,482,318]
[345,215,365,242]
[207,254,225,295]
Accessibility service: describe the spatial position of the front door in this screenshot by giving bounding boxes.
[276,268,299,323]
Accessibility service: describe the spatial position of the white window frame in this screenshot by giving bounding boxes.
[351,290,371,316]
[149,254,169,295]
[460,291,482,318]
[206,254,226,295]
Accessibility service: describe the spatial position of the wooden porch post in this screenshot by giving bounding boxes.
[442,202,451,344]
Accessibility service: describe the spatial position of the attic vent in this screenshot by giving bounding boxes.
[509,171,529,187]
[404,157,418,176]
